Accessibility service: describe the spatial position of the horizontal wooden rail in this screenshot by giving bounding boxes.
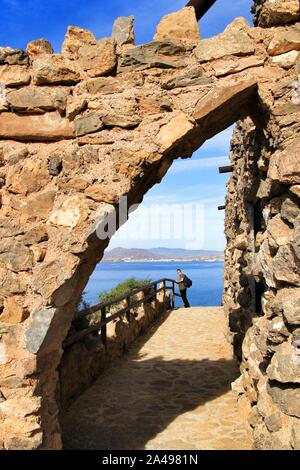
[218,165,233,174]
[63,278,178,349]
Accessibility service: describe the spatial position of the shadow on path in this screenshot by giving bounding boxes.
[62,353,239,449]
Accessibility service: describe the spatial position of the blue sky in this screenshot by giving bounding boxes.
[0,0,253,251]
[1,0,252,51]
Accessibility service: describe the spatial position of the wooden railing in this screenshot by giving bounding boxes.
[63,278,179,350]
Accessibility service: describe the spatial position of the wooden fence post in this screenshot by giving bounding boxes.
[171,281,175,309]
[100,307,107,350]
[125,296,131,322]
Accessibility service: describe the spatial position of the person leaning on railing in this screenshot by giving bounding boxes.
[174,269,190,309]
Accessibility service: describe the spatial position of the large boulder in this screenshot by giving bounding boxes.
[112,16,135,46]
[77,38,117,77]
[26,39,53,59]
[154,7,200,42]
[62,26,96,60]
[32,55,81,85]
[258,0,300,27]
[268,381,300,418]
[194,18,254,63]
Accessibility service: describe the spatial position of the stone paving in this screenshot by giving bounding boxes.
[61,307,251,450]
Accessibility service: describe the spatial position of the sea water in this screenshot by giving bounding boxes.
[83,261,224,307]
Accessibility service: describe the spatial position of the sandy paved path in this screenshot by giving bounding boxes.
[62,307,251,450]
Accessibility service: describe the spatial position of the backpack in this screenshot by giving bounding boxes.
[183,275,192,288]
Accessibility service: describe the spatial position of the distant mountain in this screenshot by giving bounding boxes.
[150,247,224,258]
[103,247,161,261]
[103,247,224,261]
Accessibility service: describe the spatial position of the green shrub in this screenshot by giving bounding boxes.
[99,277,152,304]
[89,277,152,325]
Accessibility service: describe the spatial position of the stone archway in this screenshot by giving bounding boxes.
[1,2,300,450]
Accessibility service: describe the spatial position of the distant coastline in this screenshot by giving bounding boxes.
[103,258,224,263]
[102,246,224,263]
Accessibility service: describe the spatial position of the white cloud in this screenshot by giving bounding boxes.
[169,155,230,174]
[194,126,235,156]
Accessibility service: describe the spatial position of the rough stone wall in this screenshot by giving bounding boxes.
[252,0,300,27]
[59,290,170,410]
[0,1,300,450]
[225,127,300,448]
[224,66,300,448]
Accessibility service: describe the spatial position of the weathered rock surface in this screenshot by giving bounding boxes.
[84,185,119,204]
[156,113,194,153]
[66,96,87,121]
[281,195,300,223]
[73,112,103,136]
[268,25,300,55]
[258,0,300,27]
[268,138,300,184]
[118,41,186,71]
[0,47,29,66]
[0,65,31,87]
[24,309,56,354]
[278,287,300,324]
[62,26,96,60]
[0,240,32,271]
[293,216,300,258]
[22,191,56,220]
[6,87,68,113]
[77,39,117,77]
[193,80,258,132]
[194,18,254,63]
[0,112,75,140]
[267,214,293,248]
[271,50,299,68]
[48,194,89,229]
[268,381,300,418]
[154,7,200,42]
[213,56,265,76]
[1,297,29,324]
[33,55,81,85]
[112,16,135,46]
[26,39,54,59]
[273,244,300,285]
[267,341,300,383]
[84,77,124,95]
[1,2,300,452]
[161,66,211,89]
